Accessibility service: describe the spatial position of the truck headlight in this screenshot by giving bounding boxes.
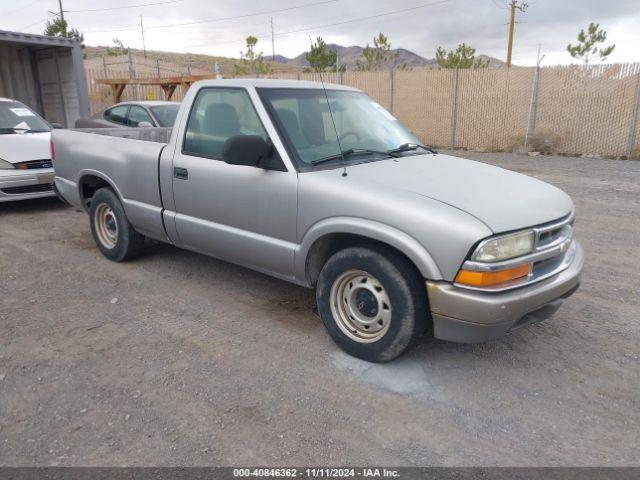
[0,158,15,169]
[472,230,534,262]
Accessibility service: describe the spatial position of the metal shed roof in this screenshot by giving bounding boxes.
[0,29,79,48]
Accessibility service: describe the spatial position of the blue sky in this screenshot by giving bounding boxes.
[3,0,639,65]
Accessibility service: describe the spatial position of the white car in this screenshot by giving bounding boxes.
[0,98,55,202]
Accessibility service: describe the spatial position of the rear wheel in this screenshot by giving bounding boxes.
[89,187,145,262]
[316,245,429,362]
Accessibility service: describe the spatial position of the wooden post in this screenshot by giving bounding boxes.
[110,84,126,103]
[161,84,177,101]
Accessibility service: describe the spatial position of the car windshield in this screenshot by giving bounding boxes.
[0,101,51,133]
[260,88,421,169]
[150,104,180,127]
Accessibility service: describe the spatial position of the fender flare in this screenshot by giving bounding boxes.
[294,216,443,285]
[77,169,125,211]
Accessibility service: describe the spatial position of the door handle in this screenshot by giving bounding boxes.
[174,167,188,180]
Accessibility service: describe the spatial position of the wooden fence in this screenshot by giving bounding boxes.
[85,62,640,157]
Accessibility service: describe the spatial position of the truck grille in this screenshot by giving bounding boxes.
[1,184,53,195]
[14,159,53,170]
[533,213,574,251]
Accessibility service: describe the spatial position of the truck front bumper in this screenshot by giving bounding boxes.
[427,241,584,343]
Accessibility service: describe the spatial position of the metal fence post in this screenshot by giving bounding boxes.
[156,59,160,77]
[625,73,640,157]
[450,68,459,150]
[127,50,134,78]
[102,56,107,76]
[389,69,395,114]
[525,65,540,148]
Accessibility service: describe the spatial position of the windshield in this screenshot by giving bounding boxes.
[0,101,51,133]
[259,88,421,169]
[150,104,180,127]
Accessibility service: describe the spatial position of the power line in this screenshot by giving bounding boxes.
[2,0,41,17]
[276,1,452,38]
[182,0,451,50]
[66,0,185,13]
[82,0,339,34]
[18,15,54,31]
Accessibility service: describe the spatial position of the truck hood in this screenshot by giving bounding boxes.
[0,131,51,163]
[343,153,573,233]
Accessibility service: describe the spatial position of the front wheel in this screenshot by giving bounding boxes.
[89,187,145,262]
[316,245,430,362]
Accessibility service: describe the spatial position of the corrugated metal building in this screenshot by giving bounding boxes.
[0,30,89,127]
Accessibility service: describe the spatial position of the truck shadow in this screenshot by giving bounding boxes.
[135,240,319,334]
[0,196,68,214]
[136,240,558,366]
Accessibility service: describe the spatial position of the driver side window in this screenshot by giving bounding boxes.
[183,88,267,159]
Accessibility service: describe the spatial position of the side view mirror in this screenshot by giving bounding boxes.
[137,121,153,128]
[223,135,272,168]
[50,122,64,129]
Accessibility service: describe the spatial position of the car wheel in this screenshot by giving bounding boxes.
[89,187,145,262]
[316,245,430,362]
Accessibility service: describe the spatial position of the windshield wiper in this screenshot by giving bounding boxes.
[0,127,49,134]
[311,148,397,166]
[16,128,50,133]
[386,143,437,155]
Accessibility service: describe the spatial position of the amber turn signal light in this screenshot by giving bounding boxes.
[455,264,531,288]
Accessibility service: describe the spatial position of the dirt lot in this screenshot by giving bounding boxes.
[1,153,639,466]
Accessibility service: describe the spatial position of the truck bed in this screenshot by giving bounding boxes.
[52,128,169,240]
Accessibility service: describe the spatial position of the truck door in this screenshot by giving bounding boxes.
[170,86,298,279]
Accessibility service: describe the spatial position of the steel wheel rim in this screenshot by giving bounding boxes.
[94,203,118,249]
[329,269,392,343]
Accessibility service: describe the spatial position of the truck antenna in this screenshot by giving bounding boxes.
[309,35,347,177]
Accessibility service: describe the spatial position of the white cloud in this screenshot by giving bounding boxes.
[4,0,639,65]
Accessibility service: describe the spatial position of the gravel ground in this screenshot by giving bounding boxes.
[0,152,639,467]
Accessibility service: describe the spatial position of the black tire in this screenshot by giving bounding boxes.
[316,244,430,362]
[88,187,145,262]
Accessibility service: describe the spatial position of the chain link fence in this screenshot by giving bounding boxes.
[86,62,640,158]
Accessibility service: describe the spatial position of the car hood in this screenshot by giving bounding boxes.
[0,131,51,163]
[342,153,574,233]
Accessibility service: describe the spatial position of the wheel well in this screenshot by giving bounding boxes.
[305,233,424,286]
[79,175,112,209]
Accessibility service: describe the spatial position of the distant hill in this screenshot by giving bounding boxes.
[83,46,301,76]
[273,44,505,70]
[278,44,437,70]
[84,45,505,75]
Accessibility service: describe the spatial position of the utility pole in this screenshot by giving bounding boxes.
[270,17,275,61]
[49,0,68,30]
[140,15,147,58]
[506,0,528,68]
[58,0,65,23]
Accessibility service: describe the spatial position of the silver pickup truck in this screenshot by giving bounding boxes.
[53,79,583,362]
